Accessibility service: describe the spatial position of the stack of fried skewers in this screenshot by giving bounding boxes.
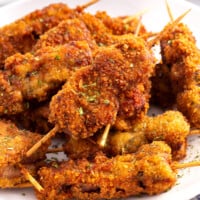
[0,0,200,199]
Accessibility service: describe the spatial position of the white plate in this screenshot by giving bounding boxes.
[1,0,200,200]
[0,0,16,6]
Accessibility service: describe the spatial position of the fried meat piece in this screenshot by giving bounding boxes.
[161,23,196,65]
[34,10,147,52]
[95,11,147,35]
[0,72,24,115]
[64,111,190,160]
[36,141,176,200]
[159,23,200,127]
[49,48,122,138]
[112,35,155,129]
[49,40,155,138]
[0,41,92,116]
[177,86,200,128]
[106,131,148,156]
[0,120,50,167]
[33,18,97,51]
[0,3,79,68]
[63,137,101,160]
[143,111,190,160]
[160,23,199,94]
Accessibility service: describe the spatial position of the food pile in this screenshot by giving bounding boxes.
[0,0,200,199]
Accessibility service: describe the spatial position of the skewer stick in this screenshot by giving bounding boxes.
[141,32,158,40]
[173,161,200,170]
[148,8,191,47]
[47,147,64,153]
[98,124,111,147]
[165,0,174,21]
[19,164,44,192]
[134,16,142,36]
[26,125,59,157]
[123,9,148,23]
[189,129,200,135]
[80,0,99,10]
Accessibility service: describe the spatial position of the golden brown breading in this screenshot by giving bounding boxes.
[95,11,147,35]
[63,111,190,160]
[49,40,155,138]
[49,48,122,138]
[160,23,199,94]
[106,131,148,156]
[0,41,92,116]
[177,86,200,128]
[0,3,79,68]
[0,120,50,167]
[78,12,113,46]
[112,35,155,129]
[63,137,101,160]
[143,111,190,160]
[36,141,176,200]
[160,23,196,64]
[159,22,200,128]
[0,72,24,115]
[33,18,96,51]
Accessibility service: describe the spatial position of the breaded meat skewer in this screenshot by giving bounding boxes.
[36,141,200,200]
[0,0,99,68]
[159,19,200,127]
[26,34,155,157]
[64,110,199,161]
[0,41,93,115]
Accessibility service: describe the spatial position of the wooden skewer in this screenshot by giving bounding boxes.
[47,147,64,153]
[19,164,44,192]
[141,32,158,40]
[80,0,99,10]
[134,16,142,36]
[26,125,59,157]
[123,9,148,23]
[148,8,191,47]
[98,124,111,147]
[189,129,200,135]
[173,161,200,170]
[165,0,174,22]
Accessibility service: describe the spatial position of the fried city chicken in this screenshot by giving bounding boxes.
[33,18,96,51]
[49,39,155,138]
[0,3,81,68]
[49,48,121,138]
[63,137,101,160]
[0,2,199,199]
[63,111,190,160]
[159,22,200,127]
[0,41,92,116]
[36,141,176,200]
[34,11,147,50]
[132,110,190,160]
